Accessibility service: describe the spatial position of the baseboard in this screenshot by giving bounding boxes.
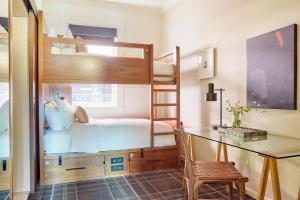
[246,186,271,200]
[13,192,30,200]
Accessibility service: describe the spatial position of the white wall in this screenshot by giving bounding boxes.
[0,0,8,17]
[162,0,300,200]
[43,0,162,55]
[34,0,42,10]
[42,0,162,118]
[85,84,150,118]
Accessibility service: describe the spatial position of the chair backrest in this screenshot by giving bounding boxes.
[180,124,193,178]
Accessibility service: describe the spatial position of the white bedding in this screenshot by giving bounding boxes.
[45,118,176,154]
[153,61,174,82]
[0,130,9,158]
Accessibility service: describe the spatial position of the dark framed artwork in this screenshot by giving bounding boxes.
[247,24,297,110]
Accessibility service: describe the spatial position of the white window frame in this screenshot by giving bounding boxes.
[71,84,118,108]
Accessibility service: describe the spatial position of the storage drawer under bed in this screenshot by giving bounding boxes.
[105,153,129,176]
[44,154,105,185]
[129,148,179,173]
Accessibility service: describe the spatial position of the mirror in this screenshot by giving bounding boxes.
[0,0,10,199]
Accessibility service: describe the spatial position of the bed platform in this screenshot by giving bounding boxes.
[44,147,178,185]
[38,11,180,186]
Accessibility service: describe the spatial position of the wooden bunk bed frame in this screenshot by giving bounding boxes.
[38,12,181,185]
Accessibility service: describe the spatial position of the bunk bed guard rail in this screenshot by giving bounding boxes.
[42,36,153,84]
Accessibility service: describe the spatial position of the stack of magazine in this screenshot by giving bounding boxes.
[217,127,267,142]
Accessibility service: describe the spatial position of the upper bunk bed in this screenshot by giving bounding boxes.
[42,36,154,84]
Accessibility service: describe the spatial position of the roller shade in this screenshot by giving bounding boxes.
[0,17,8,32]
[69,24,117,42]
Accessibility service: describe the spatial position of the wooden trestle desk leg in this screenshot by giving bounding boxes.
[216,143,230,193]
[257,155,281,200]
[216,143,228,162]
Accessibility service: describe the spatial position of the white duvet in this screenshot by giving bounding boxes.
[45,118,176,154]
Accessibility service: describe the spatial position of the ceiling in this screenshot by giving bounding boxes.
[101,0,179,10]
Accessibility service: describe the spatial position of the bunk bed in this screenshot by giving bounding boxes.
[38,12,181,185]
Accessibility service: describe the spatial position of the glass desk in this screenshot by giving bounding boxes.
[184,128,300,200]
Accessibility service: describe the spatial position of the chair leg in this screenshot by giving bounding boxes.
[239,182,246,200]
[228,183,234,200]
[187,177,194,200]
[183,161,187,185]
[193,180,199,200]
[184,177,188,199]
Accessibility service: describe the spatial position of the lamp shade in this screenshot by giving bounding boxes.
[206,83,217,101]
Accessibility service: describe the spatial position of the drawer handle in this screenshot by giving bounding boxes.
[65,167,86,171]
[2,160,7,171]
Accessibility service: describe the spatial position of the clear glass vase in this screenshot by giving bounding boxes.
[232,112,241,128]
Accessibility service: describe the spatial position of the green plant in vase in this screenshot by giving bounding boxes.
[226,101,251,128]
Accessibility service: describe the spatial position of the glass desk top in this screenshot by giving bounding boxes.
[185,128,300,159]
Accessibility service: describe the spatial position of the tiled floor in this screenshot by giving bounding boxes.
[0,190,9,200]
[28,169,255,200]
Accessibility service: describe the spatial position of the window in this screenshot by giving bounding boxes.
[68,24,119,108]
[0,83,9,106]
[72,84,117,108]
[71,39,119,108]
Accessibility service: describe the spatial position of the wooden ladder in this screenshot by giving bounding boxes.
[150,47,180,147]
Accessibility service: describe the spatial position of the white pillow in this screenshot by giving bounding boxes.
[56,99,75,129]
[44,101,64,131]
[48,27,61,50]
[0,100,9,132]
[0,25,7,33]
[61,29,76,54]
[51,46,62,54]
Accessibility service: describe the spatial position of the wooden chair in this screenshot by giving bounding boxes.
[180,127,249,200]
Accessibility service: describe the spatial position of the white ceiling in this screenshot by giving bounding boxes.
[101,0,179,10]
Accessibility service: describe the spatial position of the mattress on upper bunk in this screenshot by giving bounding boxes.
[44,118,176,154]
[0,130,9,158]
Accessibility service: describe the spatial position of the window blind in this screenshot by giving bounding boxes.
[69,24,117,42]
[0,17,8,32]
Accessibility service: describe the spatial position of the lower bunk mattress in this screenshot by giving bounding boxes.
[44,118,176,154]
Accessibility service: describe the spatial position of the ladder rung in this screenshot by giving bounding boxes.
[153,118,177,121]
[153,89,177,92]
[153,103,177,107]
[153,81,176,85]
[153,74,176,78]
[154,132,176,136]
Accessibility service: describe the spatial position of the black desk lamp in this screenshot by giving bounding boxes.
[206,83,225,128]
